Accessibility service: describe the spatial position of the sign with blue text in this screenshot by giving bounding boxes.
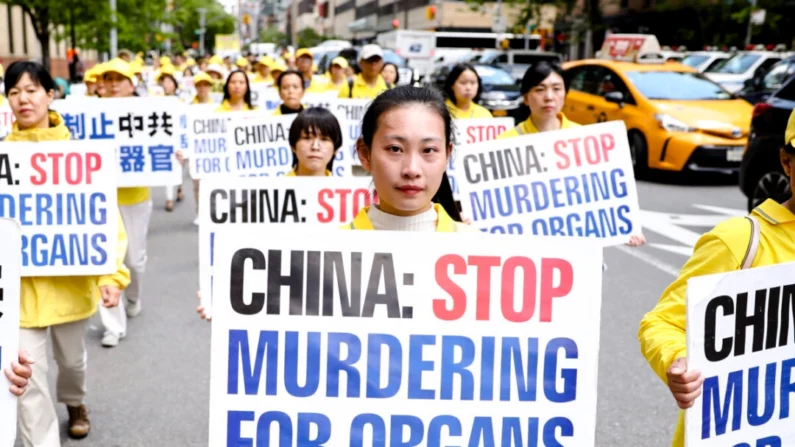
[53,97,182,187]
[209,228,603,445]
[0,218,20,447]
[454,121,641,245]
[0,141,119,276]
[449,118,516,200]
[686,262,795,447]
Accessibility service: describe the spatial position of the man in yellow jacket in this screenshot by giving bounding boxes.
[338,44,392,99]
[98,58,151,347]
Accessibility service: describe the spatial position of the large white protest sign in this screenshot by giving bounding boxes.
[686,262,795,447]
[449,118,515,200]
[198,176,374,317]
[0,100,15,140]
[187,110,262,179]
[53,96,182,187]
[454,121,642,246]
[209,228,603,446]
[0,218,21,447]
[0,141,119,276]
[228,115,298,177]
[304,91,339,110]
[250,84,281,111]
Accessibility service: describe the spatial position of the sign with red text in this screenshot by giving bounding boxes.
[686,262,795,447]
[0,141,119,276]
[0,218,20,447]
[449,118,515,200]
[209,228,603,445]
[454,121,642,246]
[52,97,182,187]
[198,176,375,318]
[0,100,15,140]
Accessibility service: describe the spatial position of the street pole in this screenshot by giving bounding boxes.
[744,0,757,47]
[109,0,118,59]
[198,8,207,56]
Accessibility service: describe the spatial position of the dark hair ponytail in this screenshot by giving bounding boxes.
[360,85,462,222]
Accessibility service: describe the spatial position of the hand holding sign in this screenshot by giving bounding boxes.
[5,350,33,396]
[666,357,703,409]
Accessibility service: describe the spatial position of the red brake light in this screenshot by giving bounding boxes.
[752,102,773,120]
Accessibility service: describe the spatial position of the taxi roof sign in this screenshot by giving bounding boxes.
[598,34,663,62]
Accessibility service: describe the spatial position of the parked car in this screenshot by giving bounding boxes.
[470,49,562,81]
[737,55,795,105]
[705,51,787,93]
[739,74,795,211]
[681,51,732,73]
[428,63,523,119]
[316,47,414,85]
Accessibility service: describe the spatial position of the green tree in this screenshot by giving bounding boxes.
[297,28,334,48]
[170,0,235,54]
[260,26,288,46]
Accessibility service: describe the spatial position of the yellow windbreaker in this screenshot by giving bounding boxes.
[638,199,795,446]
[5,112,131,328]
[497,113,580,139]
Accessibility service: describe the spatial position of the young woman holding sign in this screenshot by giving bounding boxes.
[272,70,306,116]
[497,61,579,139]
[4,61,130,444]
[286,107,342,176]
[216,70,256,112]
[347,85,473,231]
[638,110,795,447]
[442,64,493,120]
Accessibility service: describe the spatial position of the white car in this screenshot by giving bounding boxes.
[681,51,732,72]
[704,51,789,93]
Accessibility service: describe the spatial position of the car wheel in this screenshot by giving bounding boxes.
[629,131,648,178]
[749,169,791,212]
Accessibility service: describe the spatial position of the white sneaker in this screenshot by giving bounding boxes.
[193,216,200,226]
[101,331,124,348]
[126,299,142,318]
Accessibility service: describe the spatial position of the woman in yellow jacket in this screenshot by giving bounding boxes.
[4,61,130,445]
[216,69,256,112]
[284,107,342,176]
[272,70,305,116]
[191,72,214,105]
[98,58,148,348]
[497,61,579,139]
[442,64,493,119]
[347,85,475,231]
[638,109,795,447]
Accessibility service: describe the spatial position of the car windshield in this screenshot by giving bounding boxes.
[707,53,760,74]
[625,71,733,100]
[474,65,515,85]
[682,54,709,68]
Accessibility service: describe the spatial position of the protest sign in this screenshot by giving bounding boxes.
[449,118,515,200]
[332,99,370,125]
[250,84,281,111]
[454,121,641,245]
[0,218,21,447]
[686,262,795,447]
[304,91,339,110]
[198,176,374,317]
[52,97,182,187]
[0,141,119,276]
[227,115,298,177]
[208,228,603,446]
[187,110,261,179]
[0,100,15,140]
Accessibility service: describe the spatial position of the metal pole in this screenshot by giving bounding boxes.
[110,0,118,59]
[744,0,757,47]
[199,8,207,56]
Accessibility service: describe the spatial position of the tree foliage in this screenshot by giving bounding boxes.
[296,28,339,48]
[260,26,289,47]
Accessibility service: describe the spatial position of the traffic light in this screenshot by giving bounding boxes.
[243,14,251,25]
[425,5,436,20]
[500,38,510,49]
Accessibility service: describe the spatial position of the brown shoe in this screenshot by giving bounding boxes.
[67,404,90,439]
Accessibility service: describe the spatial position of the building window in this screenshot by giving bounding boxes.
[7,5,15,54]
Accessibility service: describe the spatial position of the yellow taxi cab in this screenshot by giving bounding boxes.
[562,34,753,175]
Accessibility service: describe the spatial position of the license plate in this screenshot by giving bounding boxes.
[726,147,743,162]
[493,109,508,117]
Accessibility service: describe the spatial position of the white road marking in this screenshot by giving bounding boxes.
[612,245,680,277]
[690,204,747,216]
[639,204,746,257]
[649,243,695,257]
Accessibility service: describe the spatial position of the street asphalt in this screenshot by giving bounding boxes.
[19,171,749,447]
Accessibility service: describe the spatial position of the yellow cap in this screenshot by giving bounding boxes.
[206,64,225,77]
[296,48,313,59]
[159,56,173,67]
[187,57,196,67]
[99,58,134,82]
[130,60,144,75]
[209,54,223,65]
[786,109,795,147]
[271,61,288,73]
[236,56,249,67]
[156,64,176,82]
[83,65,99,83]
[193,71,213,86]
[256,56,274,68]
[330,57,349,69]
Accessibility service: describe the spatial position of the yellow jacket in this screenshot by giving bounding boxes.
[497,113,580,139]
[285,169,331,176]
[337,74,390,100]
[5,112,132,328]
[638,199,795,447]
[445,99,493,119]
[215,100,255,112]
[342,204,477,232]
